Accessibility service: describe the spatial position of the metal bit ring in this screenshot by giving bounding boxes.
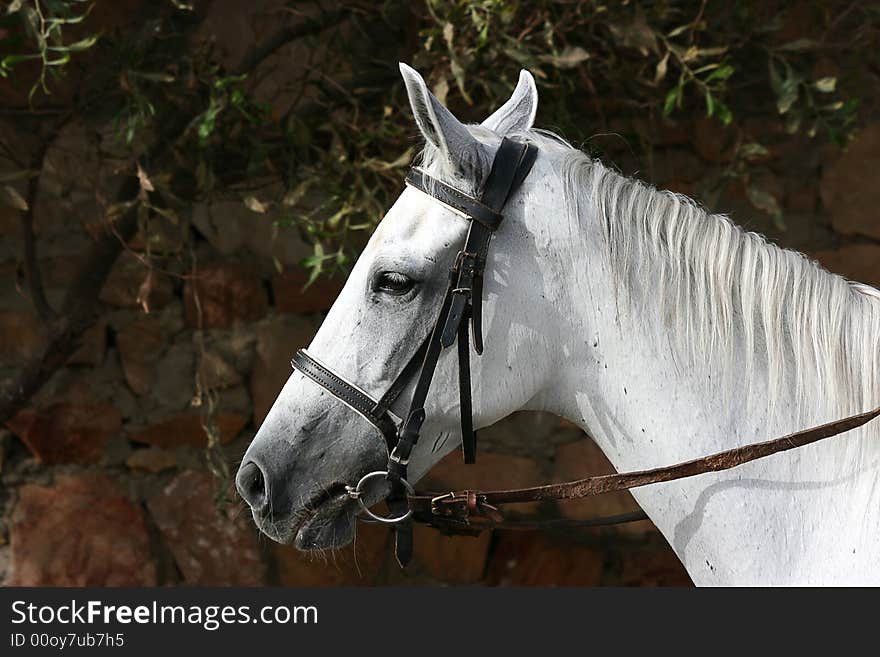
[350,471,414,524]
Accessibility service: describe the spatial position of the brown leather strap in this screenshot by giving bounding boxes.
[408,405,880,533]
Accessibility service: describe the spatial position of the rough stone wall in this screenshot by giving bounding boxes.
[1,2,878,587]
[3,114,878,586]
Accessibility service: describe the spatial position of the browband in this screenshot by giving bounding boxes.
[405,170,503,230]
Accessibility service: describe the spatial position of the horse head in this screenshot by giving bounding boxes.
[236,64,569,550]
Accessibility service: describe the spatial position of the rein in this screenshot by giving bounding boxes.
[408,404,880,536]
[290,136,880,566]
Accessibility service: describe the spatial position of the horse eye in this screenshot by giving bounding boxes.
[375,271,415,295]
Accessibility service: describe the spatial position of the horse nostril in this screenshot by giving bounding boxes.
[236,461,268,512]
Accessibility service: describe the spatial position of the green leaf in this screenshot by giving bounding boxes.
[197,119,214,141]
[48,35,98,52]
[776,76,800,114]
[704,89,716,117]
[841,98,859,113]
[776,38,817,52]
[362,146,414,172]
[243,196,268,214]
[739,143,769,161]
[813,77,836,93]
[715,99,733,125]
[540,46,590,69]
[2,185,28,211]
[213,74,247,90]
[1,53,39,72]
[449,57,471,104]
[663,87,680,116]
[745,184,784,229]
[654,52,669,85]
[45,53,71,66]
[666,24,691,38]
[432,77,449,105]
[130,71,176,83]
[705,64,735,82]
[0,169,37,183]
[45,12,91,27]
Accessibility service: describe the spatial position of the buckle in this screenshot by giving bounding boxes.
[424,491,504,535]
[388,449,410,466]
[430,490,504,525]
[388,439,413,466]
[430,491,460,515]
[453,250,478,273]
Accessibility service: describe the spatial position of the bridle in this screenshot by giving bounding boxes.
[290,137,880,567]
[292,136,538,564]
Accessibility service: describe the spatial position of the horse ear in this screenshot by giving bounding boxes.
[399,62,488,181]
[481,70,538,135]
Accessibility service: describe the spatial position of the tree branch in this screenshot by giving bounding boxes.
[0,176,140,425]
[20,174,54,322]
[19,137,58,323]
[0,1,207,425]
[234,7,347,76]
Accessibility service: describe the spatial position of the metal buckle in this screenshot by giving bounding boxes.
[348,471,414,524]
[388,446,410,466]
[453,250,478,273]
[430,491,459,515]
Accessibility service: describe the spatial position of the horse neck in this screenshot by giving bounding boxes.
[531,162,880,585]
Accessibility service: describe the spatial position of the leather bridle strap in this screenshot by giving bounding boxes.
[404,138,538,463]
[290,336,429,453]
[406,404,880,535]
[404,172,503,230]
[291,350,399,453]
[385,139,536,566]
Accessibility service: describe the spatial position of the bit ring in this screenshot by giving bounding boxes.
[350,471,414,524]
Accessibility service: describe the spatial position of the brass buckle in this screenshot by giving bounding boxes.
[430,491,461,516]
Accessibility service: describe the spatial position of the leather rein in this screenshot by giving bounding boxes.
[290,137,880,566]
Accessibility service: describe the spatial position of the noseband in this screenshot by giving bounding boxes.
[291,137,538,564]
[289,138,880,568]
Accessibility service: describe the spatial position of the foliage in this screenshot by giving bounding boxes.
[1,0,97,101]
[415,1,875,228]
[2,1,876,261]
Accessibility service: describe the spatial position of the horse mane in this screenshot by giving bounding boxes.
[418,127,880,439]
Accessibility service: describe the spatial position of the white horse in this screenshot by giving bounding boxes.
[237,63,880,585]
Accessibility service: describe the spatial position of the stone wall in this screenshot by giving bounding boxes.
[3,117,878,586]
[1,1,878,587]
